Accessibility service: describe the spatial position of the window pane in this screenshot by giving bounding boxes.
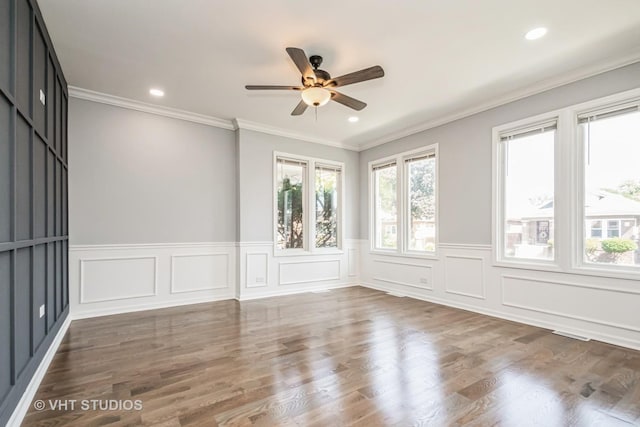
[276,159,305,250]
[582,110,640,267]
[315,167,340,248]
[374,164,397,249]
[503,129,555,260]
[407,156,436,252]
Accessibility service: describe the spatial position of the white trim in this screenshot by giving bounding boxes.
[236,283,356,301]
[358,55,640,151]
[6,316,71,427]
[245,252,270,288]
[71,294,233,320]
[169,253,230,294]
[359,281,640,351]
[439,243,492,251]
[500,275,640,333]
[234,118,358,151]
[79,256,158,303]
[68,86,235,130]
[70,242,237,251]
[278,259,341,286]
[444,255,486,300]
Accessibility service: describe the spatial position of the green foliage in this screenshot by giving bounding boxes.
[277,177,304,249]
[601,238,637,254]
[315,173,338,248]
[409,159,435,220]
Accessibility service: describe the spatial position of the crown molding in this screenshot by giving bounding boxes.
[232,118,359,151]
[68,86,235,130]
[357,53,640,151]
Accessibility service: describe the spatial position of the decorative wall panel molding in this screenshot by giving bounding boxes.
[80,256,157,303]
[279,259,341,286]
[245,252,269,288]
[372,259,433,290]
[444,255,485,299]
[170,253,230,294]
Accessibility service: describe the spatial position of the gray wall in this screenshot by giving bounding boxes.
[69,99,237,244]
[237,129,360,242]
[359,61,640,244]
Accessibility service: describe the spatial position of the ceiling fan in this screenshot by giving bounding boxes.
[245,47,384,116]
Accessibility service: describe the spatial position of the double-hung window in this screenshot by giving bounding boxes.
[496,121,557,263]
[274,153,343,254]
[494,89,640,277]
[370,145,438,256]
[578,102,640,269]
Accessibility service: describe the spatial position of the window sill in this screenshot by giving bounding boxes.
[369,250,439,261]
[273,249,344,258]
[493,259,562,273]
[569,264,640,282]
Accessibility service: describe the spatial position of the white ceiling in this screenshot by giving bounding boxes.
[38,0,640,149]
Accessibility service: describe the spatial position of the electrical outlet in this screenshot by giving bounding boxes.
[419,277,429,285]
[39,304,45,318]
[39,89,46,105]
[255,277,265,283]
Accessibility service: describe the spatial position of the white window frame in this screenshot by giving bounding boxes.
[493,114,561,270]
[492,87,640,280]
[572,91,640,278]
[369,144,439,259]
[273,151,345,256]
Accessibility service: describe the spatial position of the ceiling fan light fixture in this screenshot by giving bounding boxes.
[301,87,331,107]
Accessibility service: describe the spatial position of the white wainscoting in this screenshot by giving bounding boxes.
[70,243,236,318]
[237,240,361,300]
[360,241,640,350]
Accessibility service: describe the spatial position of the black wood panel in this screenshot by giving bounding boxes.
[32,24,46,135]
[14,247,31,379]
[0,97,10,243]
[46,242,54,328]
[15,0,31,114]
[46,57,54,141]
[46,151,54,236]
[0,0,12,93]
[33,135,46,238]
[0,0,68,423]
[0,252,11,403]
[16,115,31,241]
[32,244,46,352]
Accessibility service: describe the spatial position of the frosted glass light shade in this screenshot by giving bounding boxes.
[301,87,331,107]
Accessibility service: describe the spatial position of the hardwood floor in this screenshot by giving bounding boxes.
[22,287,640,426]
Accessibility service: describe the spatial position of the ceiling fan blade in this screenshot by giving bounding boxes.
[286,47,316,83]
[331,91,367,111]
[245,85,303,90]
[291,100,308,116]
[325,65,384,87]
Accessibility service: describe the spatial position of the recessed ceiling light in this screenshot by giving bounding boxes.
[149,88,165,97]
[348,116,359,123]
[525,27,547,40]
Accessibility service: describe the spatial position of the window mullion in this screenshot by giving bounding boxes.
[397,155,405,254]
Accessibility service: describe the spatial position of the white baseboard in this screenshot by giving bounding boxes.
[6,315,72,427]
[71,293,236,320]
[237,282,358,301]
[360,282,640,352]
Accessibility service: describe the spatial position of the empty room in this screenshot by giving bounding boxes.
[1,0,640,426]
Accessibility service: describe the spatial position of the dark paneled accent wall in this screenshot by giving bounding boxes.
[0,0,69,424]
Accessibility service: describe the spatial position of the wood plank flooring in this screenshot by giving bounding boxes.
[22,287,640,426]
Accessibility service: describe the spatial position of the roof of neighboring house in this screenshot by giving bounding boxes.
[519,190,640,220]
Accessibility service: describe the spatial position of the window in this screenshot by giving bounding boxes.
[276,158,306,250]
[494,89,640,277]
[274,153,343,253]
[406,154,436,252]
[371,145,438,255]
[373,162,397,250]
[315,165,341,248]
[498,122,556,262]
[580,104,640,268]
